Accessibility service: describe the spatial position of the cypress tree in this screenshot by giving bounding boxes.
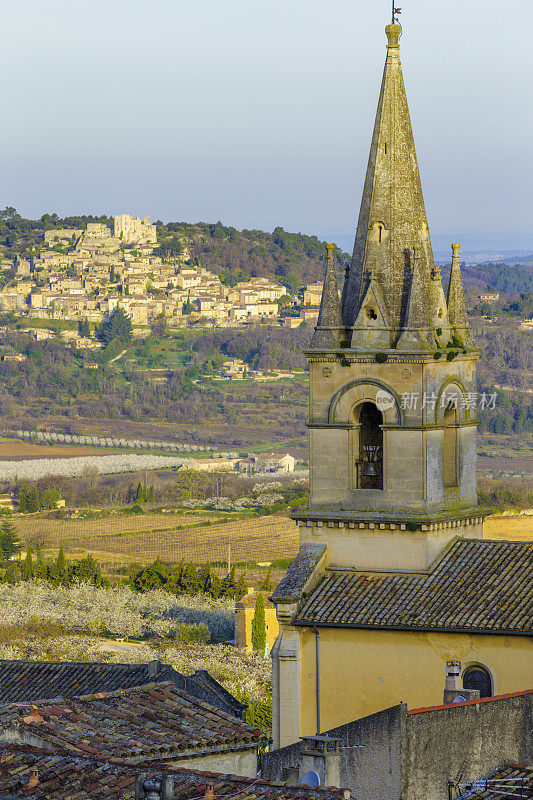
[27,487,40,513]
[0,519,21,560]
[23,547,34,581]
[259,567,273,591]
[235,571,247,601]
[148,485,155,503]
[251,594,267,654]
[18,483,29,513]
[54,545,69,586]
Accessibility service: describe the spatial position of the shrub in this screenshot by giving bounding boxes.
[175,622,211,644]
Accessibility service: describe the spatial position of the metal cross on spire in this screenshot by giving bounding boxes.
[392,0,402,24]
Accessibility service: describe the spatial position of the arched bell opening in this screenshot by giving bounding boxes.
[443,402,458,488]
[355,402,384,490]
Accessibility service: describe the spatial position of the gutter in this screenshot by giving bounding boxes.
[120,742,261,763]
[313,626,320,735]
[293,621,531,637]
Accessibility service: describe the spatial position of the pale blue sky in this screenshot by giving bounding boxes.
[0,0,531,244]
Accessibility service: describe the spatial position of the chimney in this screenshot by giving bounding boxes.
[161,774,175,800]
[203,782,216,800]
[135,772,174,800]
[445,660,461,692]
[299,736,341,788]
[27,769,39,789]
[143,779,162,800]
[282,767,300,785]
[148,660,161,678]
[443,660,481,704]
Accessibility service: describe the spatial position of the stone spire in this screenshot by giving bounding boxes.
[310,243,345,349]
[447,243,474,347]
[342,23,449,350]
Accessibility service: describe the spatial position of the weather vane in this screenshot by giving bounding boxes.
[392,1,402,24]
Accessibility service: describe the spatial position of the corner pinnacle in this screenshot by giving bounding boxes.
[310,243,345,350]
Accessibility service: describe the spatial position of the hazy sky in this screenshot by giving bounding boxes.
[1,0,531,243]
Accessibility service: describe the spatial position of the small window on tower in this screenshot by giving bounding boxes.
[384,143,388,154]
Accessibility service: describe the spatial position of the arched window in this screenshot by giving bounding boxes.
[301,771,321,787]
[463,666,492,698]
[357,402,383,490]
[443,402,458,488]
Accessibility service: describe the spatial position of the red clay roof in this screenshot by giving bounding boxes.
[453,764,533,800]
[0,681,262,760]
[295,539,533,633]
[0,744,349,800]
[408,688,533,714]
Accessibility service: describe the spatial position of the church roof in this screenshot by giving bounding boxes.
[294,539,533,634]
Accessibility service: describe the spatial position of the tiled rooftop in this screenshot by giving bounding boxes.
[0,682,262,761]
[408,689,533,715]
[0,661,245,720]
[271,544,326,604]
[0,744,349,800]
[295,539,533,633]
[454,765,533,800]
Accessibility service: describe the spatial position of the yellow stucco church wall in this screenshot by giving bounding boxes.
[298,627,532,735]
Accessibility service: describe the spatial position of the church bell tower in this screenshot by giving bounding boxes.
[295,22,487,571]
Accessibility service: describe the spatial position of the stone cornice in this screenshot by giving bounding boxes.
[291,507,491,527]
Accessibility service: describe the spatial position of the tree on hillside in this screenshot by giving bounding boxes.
[79,318,91,337]
[97,307,133,346]
[50,545,69,586]
[151,313,169,339]
[23,546,34,580]
[0,519,21,560]
[251,593,267,654]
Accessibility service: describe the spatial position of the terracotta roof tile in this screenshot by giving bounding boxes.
[453,764,533,800]
[0,682,262,761]
[0,661,245,720]
[0,744,349,800]
[295,539,533,633]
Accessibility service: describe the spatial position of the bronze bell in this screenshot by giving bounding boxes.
[363,461,379,477]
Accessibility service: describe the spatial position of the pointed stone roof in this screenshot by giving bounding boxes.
[310,243,345,349]
[342,23,450,350]
[447,243,474,347]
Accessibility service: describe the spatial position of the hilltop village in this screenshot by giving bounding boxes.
[0,214,323,336]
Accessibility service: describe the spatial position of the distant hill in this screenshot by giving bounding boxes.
[441,262,533,295]
[0,209,349,294]
[157,221,348,292]
[3,208,532,296]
